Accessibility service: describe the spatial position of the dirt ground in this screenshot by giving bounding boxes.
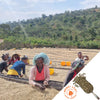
[0,48,99,100]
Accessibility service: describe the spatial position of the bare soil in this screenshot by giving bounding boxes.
[0,48,99,100]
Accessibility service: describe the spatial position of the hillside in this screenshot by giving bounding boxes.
[0,7,100,49]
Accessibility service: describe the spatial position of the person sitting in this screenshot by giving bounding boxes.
[9,54,20,65]
[63,59,85,87]
[0,54,8,74]
[75,52,89,62]
[29,53,50,90]
[63,52,89,87]
[7,56,28,77]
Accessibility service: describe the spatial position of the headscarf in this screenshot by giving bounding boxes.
[71,59,84,71]
[33,53,50,66]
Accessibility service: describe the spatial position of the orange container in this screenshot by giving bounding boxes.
[50,61,52,65]
[61,61,66,66]
[66,61,71,66]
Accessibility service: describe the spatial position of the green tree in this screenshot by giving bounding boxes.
[70,35,73,41]
[88,28,97,40]
[75,35,78,41]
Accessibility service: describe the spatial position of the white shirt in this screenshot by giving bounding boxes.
[75,57,85,62]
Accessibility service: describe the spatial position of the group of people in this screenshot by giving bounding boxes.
[0,53,50,90]
[0,53,20,73]
[0,53,28,77]
[0,52,89,90]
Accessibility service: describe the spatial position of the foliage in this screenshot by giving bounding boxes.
[0,7,100,49]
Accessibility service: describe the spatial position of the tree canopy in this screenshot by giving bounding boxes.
[0,7,100,49]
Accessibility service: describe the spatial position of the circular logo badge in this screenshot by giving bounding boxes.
[64,86,77,99]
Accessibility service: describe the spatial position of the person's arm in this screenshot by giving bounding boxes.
[19,64,25,77]
[22,64,25,75]
[43,65,50,85]
[84,56,89,61]
[29,67,38,86]
[45,66,50,81]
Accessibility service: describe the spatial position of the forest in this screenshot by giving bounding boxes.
[0,6,100,49]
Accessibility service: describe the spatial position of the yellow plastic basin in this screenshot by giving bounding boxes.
[49,68,54,75]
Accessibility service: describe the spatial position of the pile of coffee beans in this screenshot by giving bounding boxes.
[73,73,93,93]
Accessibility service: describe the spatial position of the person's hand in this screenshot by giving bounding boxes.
[20,75,23,77]
[43,80,48,86]
[35,83,45,90]
[84,56,89,60]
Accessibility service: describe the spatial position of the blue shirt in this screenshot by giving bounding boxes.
[10,61,25,75]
